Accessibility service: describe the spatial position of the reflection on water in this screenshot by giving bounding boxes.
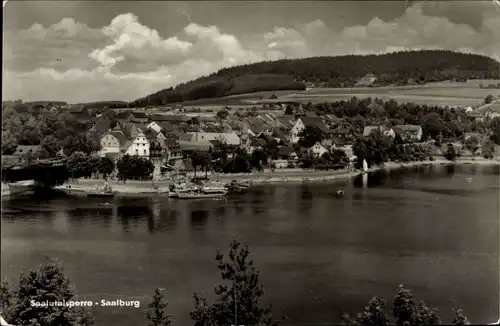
[1,165,499,326]
[190,210,209,227]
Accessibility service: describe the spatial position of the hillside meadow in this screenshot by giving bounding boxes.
[197,79,500,108]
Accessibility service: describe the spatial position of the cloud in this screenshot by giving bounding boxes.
[3,2,499,103]
[89,13,192,73]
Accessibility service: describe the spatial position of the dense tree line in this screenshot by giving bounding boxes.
[130,74,304,107]
[1,107,100,157]
[116,154,154,181]
[131,50,499,106]
[303,96,498,143]
[0,241,473,326]
[66,152,115,179]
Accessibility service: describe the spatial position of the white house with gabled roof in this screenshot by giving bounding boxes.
[125,130,150,158]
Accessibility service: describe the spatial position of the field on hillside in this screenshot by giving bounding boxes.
[258,80,500,107]
[165,79,500,109]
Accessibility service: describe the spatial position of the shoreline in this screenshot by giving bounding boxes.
[54,158,500,195]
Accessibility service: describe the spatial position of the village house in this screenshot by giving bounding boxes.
[187,131,241,146]
[356,73,377,86]
[68,106,92,121]
[99,127,131,158]
[209,140,236,160]
[146,121,163,133]
[161,138,183,162]
[116,110,149,124]
[309,142,329,158]
[274,146,299,167]
[124,129,150,158]
[393,125,423,142]
[330,126,352,145]
[178,140,213,153]
[290,116,331,143]
[363,125,396,138]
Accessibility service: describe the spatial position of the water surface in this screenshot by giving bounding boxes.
[1,165,498,325]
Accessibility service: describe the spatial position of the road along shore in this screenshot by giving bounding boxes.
[55,157,499,196]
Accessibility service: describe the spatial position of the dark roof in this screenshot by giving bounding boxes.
[277,146,295,157]
[209,139,223,147]
[165,139,180,148]
[150,114,191,123]
[331,127,349,134]
[132,111,148,119]
[107,131,130,147]
[271,128,286,139]
[300,117,331,134]
[178,141,212,152]
[116,110,134,119]
[157,122,175,131]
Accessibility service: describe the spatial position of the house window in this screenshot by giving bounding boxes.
[135,149,138,154]
[144,150,147,155]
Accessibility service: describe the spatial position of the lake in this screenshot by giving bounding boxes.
[1,165,498,326]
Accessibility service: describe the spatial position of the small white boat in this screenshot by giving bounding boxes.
[1,183,10,197]
[362,159,369,173]
[5,180,35,196]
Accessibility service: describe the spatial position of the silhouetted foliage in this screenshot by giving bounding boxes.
[190,239,279,326]
[116,154,154,181]
[1,258,94,326]
[343,285,467,326]
[484,94,494,104]
[145,288,171,326]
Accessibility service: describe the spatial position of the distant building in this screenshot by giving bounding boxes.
[289,117,331,143]
[309,142,329,158]
[393,125,423,142]
[363,125,395,138]
[99,128,131,158]
[124,130,150,158]
[356,73,377,86]
[187,131,241,146]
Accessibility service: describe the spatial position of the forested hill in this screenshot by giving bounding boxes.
[130,50,500,107]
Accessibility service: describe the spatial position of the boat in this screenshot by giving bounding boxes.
[225,180,251,191]
[5,180,36,197]
[86,184,116,198]
[201,182,228,194]
[177,188,227,199]
[1,183,10,198]
[169,182,190,198]
[335,189,345,198]
[362,159,369,173]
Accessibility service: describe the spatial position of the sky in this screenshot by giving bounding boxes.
[3,0,500,103]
